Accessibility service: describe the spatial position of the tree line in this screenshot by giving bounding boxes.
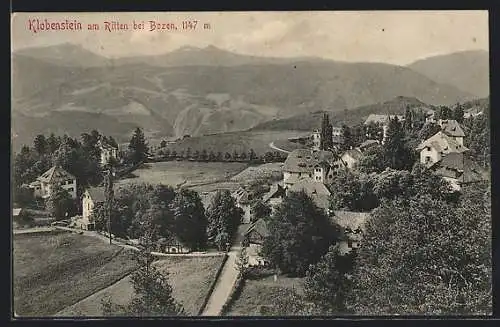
[154,146,287,164]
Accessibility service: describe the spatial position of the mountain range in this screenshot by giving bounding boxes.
[11,43,489,151]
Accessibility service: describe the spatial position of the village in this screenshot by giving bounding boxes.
[12,100,489,316]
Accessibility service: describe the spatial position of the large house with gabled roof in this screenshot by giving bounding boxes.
[29,165,77,199]
[81,186,106,230]
[416,131,468,167]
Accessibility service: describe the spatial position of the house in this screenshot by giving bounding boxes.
[331,211,370,256]
[311,127,344,151]
[30,166,77,199]
[283,149,341,188]
[423,108,436,123]
[244,218,270,266]
[364,114,404,144]
[232,187,254,224]
[262,184,286,213]
[81,186,106,230]
[438,119,465,146]
[288,180,332,213]
[98,139,119,166]
[429,153,487,191]
[416,131,468,167]
[341,148,363,169]
[358,139,379,153]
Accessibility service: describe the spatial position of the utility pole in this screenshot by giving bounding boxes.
[104,166,115,245]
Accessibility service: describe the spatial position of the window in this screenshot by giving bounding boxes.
[347,240,353,248]
[299,172,302,177]
[425,156,431,162]
[68,187,74,192]
[426,146,431,151]
[309,173,312,178]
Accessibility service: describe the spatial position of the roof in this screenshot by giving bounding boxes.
[86,187,106,203]
[438,120,466,138]
[431,154,487,184]
[13,208,22,216]
[288,180,331,211]
[416,131,468,154]
[331,211,370,233]
[342,149,363,161]
[283,149,337,173]
[284,174,311,185]
[244,218,270,239]
[262,184,285,203]
[37,166,76,184]
[364,114,404,125]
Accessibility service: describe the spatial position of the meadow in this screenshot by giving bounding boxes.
[13,232,138,317]
[57,255,227,316]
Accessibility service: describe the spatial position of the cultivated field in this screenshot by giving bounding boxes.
[116,161,249,190]
[13,232,138,317]
[225,272,305,316]
[57,255,227,316]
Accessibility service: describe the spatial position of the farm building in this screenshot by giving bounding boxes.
[232,187,254,224]
[288,179,331,213]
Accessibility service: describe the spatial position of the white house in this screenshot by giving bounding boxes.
[416,131,468,167]
[81,186,106,230]
[99,140,119,166]
[232,187,254,224]
[331,211,370,256]
[438,119,466,146]
[312,130,321,150]
[30,166,77,199]
[283,149,340,189]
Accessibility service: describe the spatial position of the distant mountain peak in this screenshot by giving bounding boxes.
[177,45,202,52]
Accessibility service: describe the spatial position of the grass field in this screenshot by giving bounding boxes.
[164,130,311,157]
[116,161,249,190]
[57,255,227,316]
[13,233,138,317]
[225,272,305,316]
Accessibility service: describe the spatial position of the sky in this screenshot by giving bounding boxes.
[11,11,488,65]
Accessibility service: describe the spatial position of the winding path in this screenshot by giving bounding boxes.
[269,142,291,154]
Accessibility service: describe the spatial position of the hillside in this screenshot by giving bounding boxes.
[12,44,478,150]
[407,50,489,98]
[252,96,433,131]
[14,43,109,67]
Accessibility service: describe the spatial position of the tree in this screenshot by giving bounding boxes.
[437,106,453,120]
[261,191,337,276]
[364,123,384,143]
[341,125,353,151]
[264,151,274,162]
[250,199,271,222]
[304,245,355,313]
[201,149,208,161]
[192,150,200,160]
[240,151,247,161]
[346,188,491,314]
[357,145,386,174]
[33,134,47,156]
[383,117,413,170]
[160,140,167,148]
[216,151,223,161]
[418,122,442,141]
[236,247,249,278]
[232,150,239,161]
[46,184,75,220]
[224,152,232,161]
[328,170,378,212]
[403,106,413,131]
[101,231,185,317]
[169,189,207,250]
[206,190,243,250]
[453,104,465,124]
[248,149,257,162]
[320,113,333,150]
[128,127,149,164]
[208,150,216,162]
[47,133,61,154]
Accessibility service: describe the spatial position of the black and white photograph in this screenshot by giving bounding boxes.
[11,11,491,317]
